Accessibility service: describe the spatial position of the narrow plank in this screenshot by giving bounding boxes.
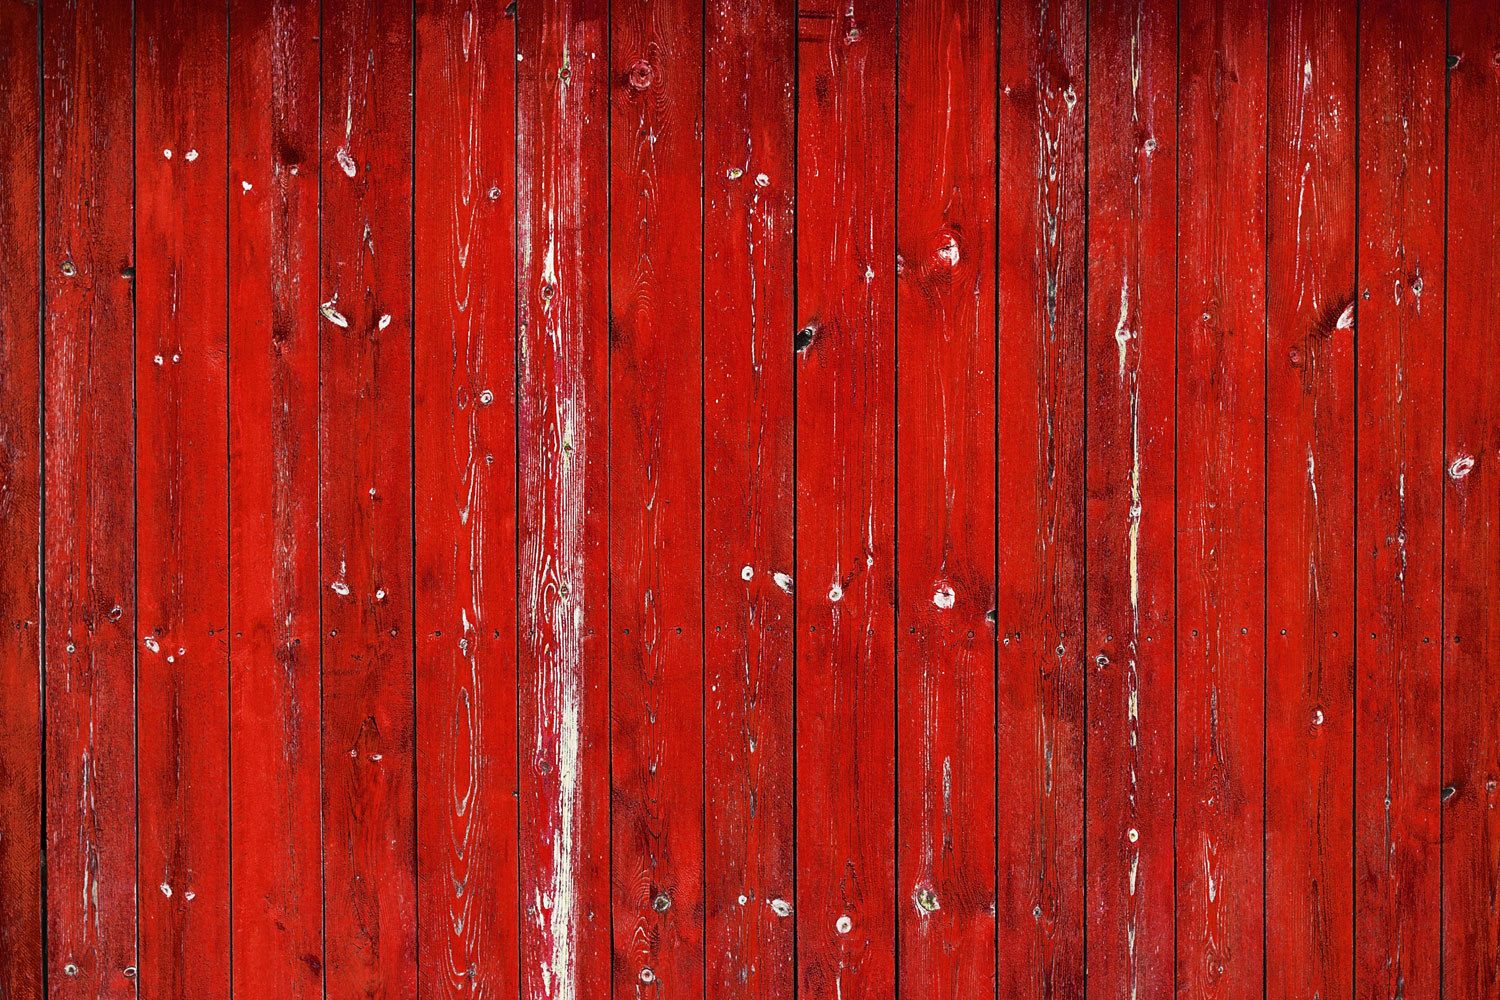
[702,0,797,994]
[1445,2,1500,995]
[226,2,322,996]
[414,2,519,998]
[0,4,42,997]
[794,0,897,997]
[1264,1,1356,998]
[1354,4,1444,999]
[319,0,417,994]
[994,0,1087,996]
[1083,0,1176,997]
[1175,2,1268,999]
[135,1,232,996]
[894,0,997,994]
[609,0,706,990]
[516,4,613,1000]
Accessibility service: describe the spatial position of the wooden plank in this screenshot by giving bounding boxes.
[994,0,1086,996]
[1445,2,1500,995]
[135,1,232,996]
[794,1,897,997]
[1264,1,1356,998]
[227,2,322,997]
[894,0,997,994]
[702,0,797,995]
[1083,1,1175,998]
[0,5,41,998]
[318,0,417,994]
[414,2,519,998]
[1354,4,1444,999]
[1175,2,1267,999]
[609,0,705,991]
[516,4,613,1000]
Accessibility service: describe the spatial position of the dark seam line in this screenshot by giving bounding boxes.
[409,2,419,995]
[791,4,800,999]
[132,0,142,989]
[36,1,49,996]
[224,2,233,995]
[1439,3,1449,997]
[317,0,327,995]
[1351,7,1359,1000]
[1262,7,1270,999]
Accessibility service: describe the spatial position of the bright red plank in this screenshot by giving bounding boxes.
[794,1,897,997]
[414,3,519,999]
[227,2,322,996]
[609,0,705,991]
[1265,2,1356,998]
[895,0,997,995]
[0,6,41,998]
[1354,5,1444,999]
[1446,2,1500,995]
[703,0,797,995]
[516,6,613,1000]
[319,0,417,994]
[995,0,1086,996]
[1084,1,1175,998]
[1176,3,1267,999]
[135,1,231,996]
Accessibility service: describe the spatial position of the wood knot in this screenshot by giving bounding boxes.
[628,60,653,90]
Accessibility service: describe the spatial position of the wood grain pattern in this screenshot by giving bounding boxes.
[227,1,323,996]
[703,0,797,995]
[414,3,519,999]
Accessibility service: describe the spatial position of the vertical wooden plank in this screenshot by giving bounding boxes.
[1354,4,1444,999]
[703,0,797,995]
[319,0,417,994]
[1084,0,1176,998]
[1175,2,1267,999]
[1446,1,1500,995]
[894,0,997,995]
[994,0,1086,996]
[227,1,322,996]
[414,2,519,998]
[516,3,613,1000]
[135,0,231,995]
[1264,1,1356,998]
[0,4,42,997]
[794,0,896,997]
[609,0,705,991]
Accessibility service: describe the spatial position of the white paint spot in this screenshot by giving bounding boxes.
[741,565,754,581]
[1127,828,1139,843]
[772,572,793,594]
[770,898,792,917]
[378,313,392,330]
[828,584,843,603]
[1114,274,1133,377]
[320,300,349,328]
[1312,709,1324,726]
[638,969,655,984]
[1450,454,1476,480]
[737,894,748,905]
[1336,301,1355,330]
[836,915,852,934]
[184,149,198,162]
[337,147,357,177]
[153,355,164,366]
[331,580,350,596]
[143,637,160,654]
[163,148,172,159]
[183,890,195,901]
[375,589,386,601]
[241,181,253,193]
[932,584,955,610]
[935,237,960,268]
[726,166,744,180]
[754,173,770,187]
[159,883,172,897]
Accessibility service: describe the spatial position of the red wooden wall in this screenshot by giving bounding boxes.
[1,2,1498,999]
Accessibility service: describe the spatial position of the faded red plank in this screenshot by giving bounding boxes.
[1446,2,1500,996]
[135,1,231,996]
[414,3,519,999]
[0,5,41,998]
[895,0,997,994]
[995,0,1086,996]
[1265,1,1356,998]
[1083,1,1175,998]
[227,2,322,996]
[319,0,417,994]
[1175,2,1267,999]
[1354,5,1444,999]
[609,0,706,990]
[702,0,797,994]
[515,4,613,1000]
[794,0,897,997]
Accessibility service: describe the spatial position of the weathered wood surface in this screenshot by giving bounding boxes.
[2,6,1499,1000]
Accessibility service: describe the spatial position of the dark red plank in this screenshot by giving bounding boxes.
[414,2,519,998]
[1265,1,1356,998]
[895,0,997,994]
[1175,3,1267,999]
[1084,1,1175,998]
[0,5,41,998]
[1446,2,1500,995]
[1354,4,1444,999]
[995,0,1086,996]
[609,0,705,991]
[794,1,897,997]
[319,0,417,994]
[227,2,322,996]
[135,1,232,996]
[702,0,797,995]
